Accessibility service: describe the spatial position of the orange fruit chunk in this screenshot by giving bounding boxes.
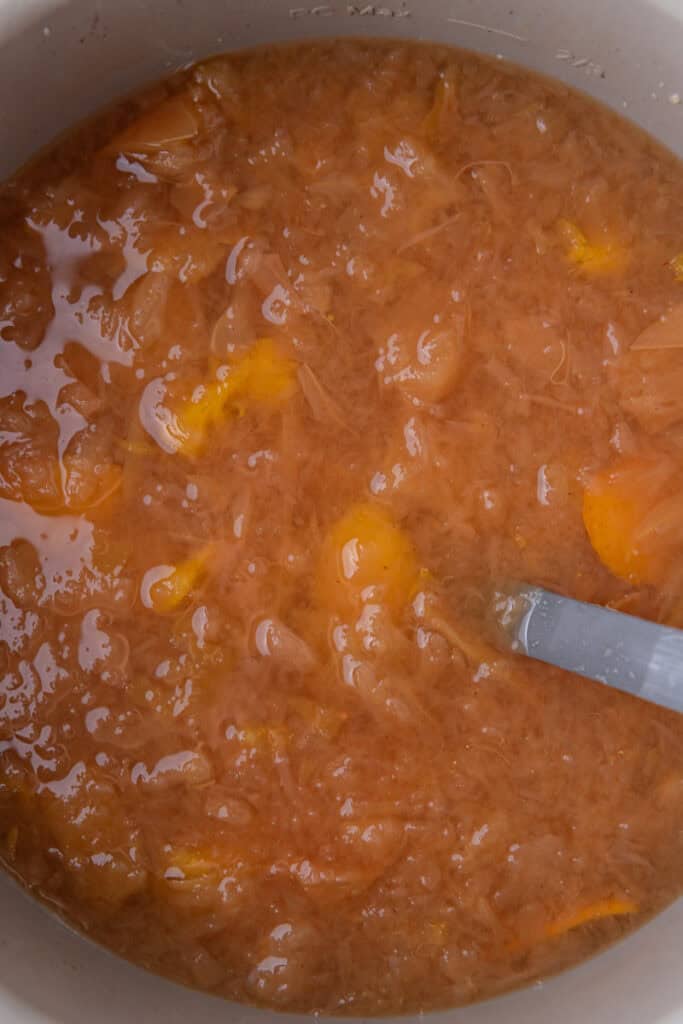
[113,95,199,152]
[545,897,638,939]
[318,503,419,616]
[174,338,297,457]
[558,219,629,274]
[142,544,213,614]
[581,458,674,585]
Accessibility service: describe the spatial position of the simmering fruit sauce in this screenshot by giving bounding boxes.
[1,39,683,1015]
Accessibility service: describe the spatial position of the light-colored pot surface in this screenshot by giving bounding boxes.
[0,1,681,1022]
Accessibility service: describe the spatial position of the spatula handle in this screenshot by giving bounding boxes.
[494,584,683,714]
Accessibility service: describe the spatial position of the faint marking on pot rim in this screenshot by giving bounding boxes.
[555,49,605,77]
[289,4,412,17]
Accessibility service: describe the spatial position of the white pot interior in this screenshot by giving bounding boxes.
[0,1,682,1022]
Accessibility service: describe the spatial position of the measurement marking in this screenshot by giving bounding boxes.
[290,3,412,15]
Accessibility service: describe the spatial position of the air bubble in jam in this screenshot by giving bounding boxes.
[0,37,683,1019]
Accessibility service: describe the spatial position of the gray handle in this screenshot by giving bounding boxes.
[494,584,683,714]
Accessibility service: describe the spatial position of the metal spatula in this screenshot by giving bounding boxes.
[492,582,683,714]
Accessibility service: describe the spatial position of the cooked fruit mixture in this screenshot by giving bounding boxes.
[1,39,683,1015]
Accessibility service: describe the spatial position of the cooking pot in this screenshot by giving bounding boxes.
[0,0,681,1021]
